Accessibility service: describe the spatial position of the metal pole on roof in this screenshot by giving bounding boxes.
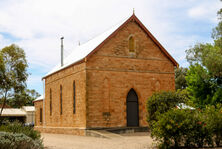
[61,37,64,67]
[43,79,45,127]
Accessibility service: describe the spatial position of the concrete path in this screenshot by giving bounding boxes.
[86,130,124,138]
[42,132,155,149]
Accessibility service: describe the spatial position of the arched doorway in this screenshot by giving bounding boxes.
[126,89,139,127]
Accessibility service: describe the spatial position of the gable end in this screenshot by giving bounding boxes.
[86,14,178,67]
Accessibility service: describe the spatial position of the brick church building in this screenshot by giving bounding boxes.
[34,13,178,135]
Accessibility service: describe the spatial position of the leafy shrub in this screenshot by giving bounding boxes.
[152,108,213,148]
[146,90,188,128]
[0,131,43,149]
[152,108,193,148]
[0,121,41,140]
[204,104,222,147]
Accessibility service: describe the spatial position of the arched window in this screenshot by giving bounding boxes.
[40,108,42,123]
[73,81,76,114]
[50,88,52,116]
[60,85,62,115]
[129,36,135,52]
[126,88,139,126]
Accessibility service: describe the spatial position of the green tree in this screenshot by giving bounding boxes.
[175,67,188,90]
[185,64,220,108]
[25,89,41,106]
[186,43,222,80]
[0,44,28,117]
[7,89,40,108]
[185,3,222,107]
[146,90,188,128]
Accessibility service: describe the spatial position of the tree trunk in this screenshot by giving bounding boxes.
[0,91,7,123]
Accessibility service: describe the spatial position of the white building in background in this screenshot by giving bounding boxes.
[1,106,35,124]
[22,106,35,124]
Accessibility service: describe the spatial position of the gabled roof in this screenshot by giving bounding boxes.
[1,108,26,116]
[33,95,43,103]
[43,14,178,79]
[22,106,35,112]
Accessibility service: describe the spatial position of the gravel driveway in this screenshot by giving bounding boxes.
[42,132,155,149]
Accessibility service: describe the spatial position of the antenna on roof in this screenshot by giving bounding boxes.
[60,37,64,67]
[133,8,135,15]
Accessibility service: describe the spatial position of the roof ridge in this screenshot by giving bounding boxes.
[43,14,178,79]
[77,15,131,48]
[43,15,133,78]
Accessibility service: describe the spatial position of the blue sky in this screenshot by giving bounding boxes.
[0,0,221,95]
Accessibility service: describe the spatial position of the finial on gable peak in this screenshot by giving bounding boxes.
[133,8,135,15]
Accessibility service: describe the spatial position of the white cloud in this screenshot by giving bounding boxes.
[0,0,219,92]
[188,0,222,23]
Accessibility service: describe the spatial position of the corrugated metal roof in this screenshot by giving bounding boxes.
[42,14,178,79]
[33,95,43,102]
[177,103,195,110]
[43,15,130,78]
[22,106,35,112]
[1,108,26,116]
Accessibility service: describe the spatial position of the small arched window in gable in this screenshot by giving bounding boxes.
[129,36,135,52]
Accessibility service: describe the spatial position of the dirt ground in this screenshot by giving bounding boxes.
[42,132,155,149]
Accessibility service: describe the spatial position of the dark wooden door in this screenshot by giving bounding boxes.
[127,89,139,127]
